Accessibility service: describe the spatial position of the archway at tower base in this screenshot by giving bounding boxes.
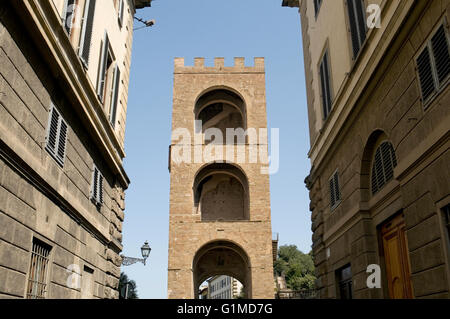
[193,241,251,299]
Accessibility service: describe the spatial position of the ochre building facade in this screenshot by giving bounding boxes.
[0,0,151,299]
[283,0,450,298]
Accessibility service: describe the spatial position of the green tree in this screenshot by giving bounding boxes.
[274,245,316,290]
[119,272,138,299]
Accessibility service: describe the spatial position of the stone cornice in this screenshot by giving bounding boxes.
[12,0,130,188]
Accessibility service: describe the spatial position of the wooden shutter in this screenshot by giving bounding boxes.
[334,172,341,202]
[46,105,68,166]
[91,166,103,205]
[109,65,121,127]
[347,0,359,58]
[98,174,103,204]
[354,0,366,48]
[330,172,341,208]
[118,0,125,27]
[329,178,336,208]
[46,107,60,154]
[92,167,99,202]
[97,32,109,102]
[347,0,367,59]
[320,51,332,119]
[371,142,397,195]
[417,47,436,101]
[381,142,396,181]
[430,25,450,85]
[79,0,96,67]
[56,120,68,165]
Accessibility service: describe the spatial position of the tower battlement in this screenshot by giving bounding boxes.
[174,57,265,73]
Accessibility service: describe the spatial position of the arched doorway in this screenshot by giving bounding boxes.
[360,130,413,299]
[193,241,252,299]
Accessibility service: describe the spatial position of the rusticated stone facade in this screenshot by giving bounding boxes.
[0,0,150,299]
[168,57,274,299]
[285,0,450,299]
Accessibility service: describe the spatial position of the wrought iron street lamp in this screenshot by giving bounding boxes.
[121,241,151,266]
[134,17,156,31]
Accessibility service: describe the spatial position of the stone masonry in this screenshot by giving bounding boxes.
[167,57,275,299]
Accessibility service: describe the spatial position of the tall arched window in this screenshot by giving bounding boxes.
[371,141,397,195]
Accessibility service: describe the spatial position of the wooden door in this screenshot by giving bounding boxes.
[381,213,413,299]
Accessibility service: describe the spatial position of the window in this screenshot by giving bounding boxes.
[313,0,323,17]
[46,105,68,167]
[118,0,125,27]
[347,0,367,58]
[97,32,121,128]
[62,0,95,67]
[79,0,96,67]
[109,65,121,128]
[62,0,77,36]
[26,238,52,299]
[319,50,333,120]
[329,171,341,209]
[91,166,103,206]
[416,24,450,104]
[97,32,112,103]
[337,265,353,299]
[371,141,397,195]
[443,204,450,245]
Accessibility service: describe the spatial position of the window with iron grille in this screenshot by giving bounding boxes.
[26,238,52,299]
[371,141,397,195]
[319,50,333,120]
[314,0,323,17]
[347,0,367,59]
[416,23,450,104]
[337,264,353,299]
[329,171,341,209]
[91,165,104,206]
[46,105,68,167]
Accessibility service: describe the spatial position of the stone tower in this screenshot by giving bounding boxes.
[168,57,274,299]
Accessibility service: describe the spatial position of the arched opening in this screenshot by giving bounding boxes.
[194,88,247,144]
[194,163,249,221]
[193,241,251,299]
[360,130,388,202]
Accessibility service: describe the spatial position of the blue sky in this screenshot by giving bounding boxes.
[121,0,311,299]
